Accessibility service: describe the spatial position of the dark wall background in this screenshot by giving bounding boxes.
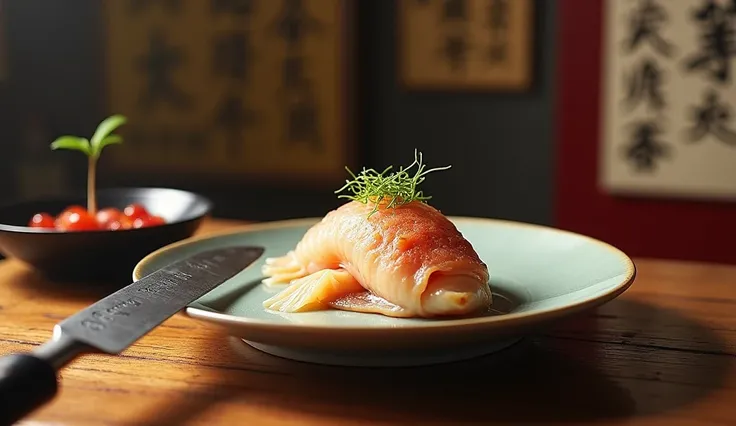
[0,0,557,226]
[359,0,557,225]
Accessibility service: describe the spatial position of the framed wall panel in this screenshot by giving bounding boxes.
[399,0,533,91]
[102,0,355,186]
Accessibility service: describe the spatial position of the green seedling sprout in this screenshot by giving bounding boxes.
[50,114,127,214]
[335,149,451,217]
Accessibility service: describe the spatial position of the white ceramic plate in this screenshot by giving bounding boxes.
[133,217,636,367]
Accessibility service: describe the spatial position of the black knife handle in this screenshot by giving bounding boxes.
[0,353,58,425]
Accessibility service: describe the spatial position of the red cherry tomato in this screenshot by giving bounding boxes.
[123,203,149,221]
[95,208,123,227]
[57,211,100,231]
[133,215,166,229]
[28,213,55,229]
[55,205,89,228]
[61,205,87,216]
[106,215,134,231]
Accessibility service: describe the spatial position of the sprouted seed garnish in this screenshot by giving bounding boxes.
[335,150,451,217]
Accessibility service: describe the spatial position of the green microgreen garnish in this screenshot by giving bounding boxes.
[50,114,127,214]
[335,150,451,217]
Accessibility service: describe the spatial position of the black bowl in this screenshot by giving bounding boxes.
[0,187,213,282]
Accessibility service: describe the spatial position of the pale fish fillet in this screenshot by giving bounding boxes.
[262,200,492,318]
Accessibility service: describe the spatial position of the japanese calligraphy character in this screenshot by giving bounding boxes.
[210,0,255,17]
[213,94,256,155]
[135,30,191,110]
[185,131,207,153]
[624,0,673,57]
[625,58,665,110]
[441,33,469,71]
[270,0,323,48]
[624,121,670,172]
[158,127,177,153]
[684,0,736,84]
[212,32,253,81]
[282,55,307,89]
[283,88,321,150]
[129,0,182,14]
[442,0,468,22]
[686,89,736,145]
[486,0,509,62]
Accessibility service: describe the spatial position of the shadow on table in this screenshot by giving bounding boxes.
[133,299,733,425]
[8,262,133,302]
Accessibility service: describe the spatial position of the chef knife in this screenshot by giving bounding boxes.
[0,245,264,425]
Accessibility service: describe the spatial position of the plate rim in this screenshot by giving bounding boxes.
[133,216,637,332]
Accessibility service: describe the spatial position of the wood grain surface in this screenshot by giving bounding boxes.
[0,219,735,425]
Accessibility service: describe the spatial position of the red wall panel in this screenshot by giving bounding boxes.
[554,0,736,264]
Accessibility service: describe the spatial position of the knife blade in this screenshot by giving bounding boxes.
[0,245,264,426]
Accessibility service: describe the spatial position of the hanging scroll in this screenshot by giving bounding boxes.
[601,0,736,200]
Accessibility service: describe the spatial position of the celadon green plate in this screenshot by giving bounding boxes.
[133,217,636,367]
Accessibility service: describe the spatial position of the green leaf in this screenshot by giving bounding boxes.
[92,134,123,157]
[50,136,90,155]
[90,114,127,153]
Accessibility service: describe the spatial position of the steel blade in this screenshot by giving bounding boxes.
[53,246,264,354]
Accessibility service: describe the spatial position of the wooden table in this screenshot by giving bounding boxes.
[1,218,735,425]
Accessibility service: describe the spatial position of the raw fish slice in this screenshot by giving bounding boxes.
[261,200,492,318]
[263,268,364,312]
[261,251,305,286]
[329,292,411,317]
[263,268,413,317]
